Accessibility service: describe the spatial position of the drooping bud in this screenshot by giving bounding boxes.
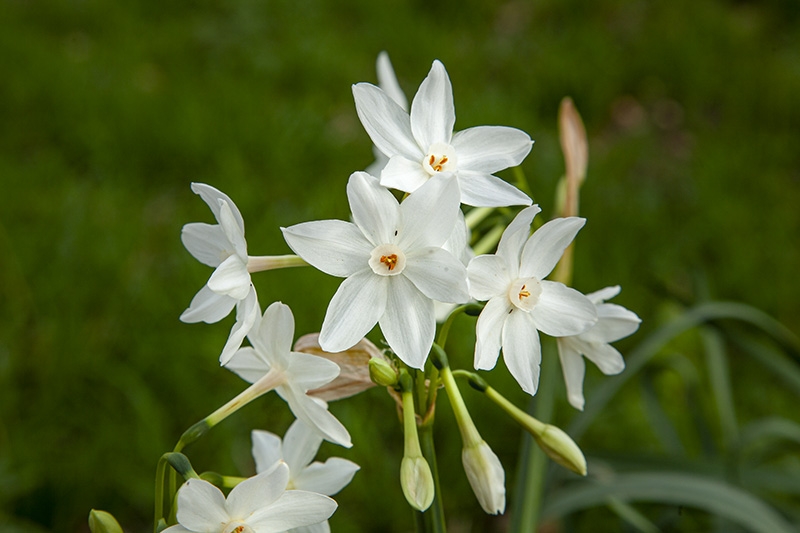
[398,370,434,511]
[88,510,124,533]
[462,440,506,515]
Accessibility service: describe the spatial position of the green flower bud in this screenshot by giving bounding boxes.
[400,455,435,511]
[533,424,587,476]
[88,509,123,533]
[368,357,398,387]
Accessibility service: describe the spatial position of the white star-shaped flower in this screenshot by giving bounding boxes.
[353,60,533,208]
[251,420,360,533]
[163,462,337,533]
[225,302,352,448]
[281,172,469,369]
[180,183,260,364]
[467,206,597,395]
[557,286,641,410]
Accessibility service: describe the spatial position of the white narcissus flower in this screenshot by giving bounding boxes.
[163,462,337,533]
[225,302,352,448]
[557,286,641,410]
[252,420,360,533]
[353,60,533,208]
[281,172,469,369]
[467,205,597,395]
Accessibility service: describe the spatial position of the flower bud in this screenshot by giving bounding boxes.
[368,357,398,387]
[462,440,506,515]
[400,455,435,511]
[88,509,124,533]
[533,424,587,476]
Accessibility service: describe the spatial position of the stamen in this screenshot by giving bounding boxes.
[380,254,398,271]
[518,284,531,300]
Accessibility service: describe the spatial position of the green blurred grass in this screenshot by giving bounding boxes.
[1,0,799,531]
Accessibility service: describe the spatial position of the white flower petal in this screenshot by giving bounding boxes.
[396,174,460,250]
[380,155,430,194]
[227,463,289,520]
[501,310,542,395]
[175,478,229,530]
[444,209,473,266]
[352,83,422,160]
[410,60,455,148]
[224,346,271,384]
[181,222,228,267]
[403,247,469,303]
[207,254,251,300]
[285,351,341,392]
[283,419,323,473]
[451,125,533,174]
[319,270,387,353]
[586,285,622,304]
[456,170,532,208]
[376,51,408,110]
[252,429,283,474]
[293,458,360,496]
[495,205,541,264]
[581,303,641,343]
[290,522,330,533]
[556,338,587,410]
[219,288,260,365]
[474,296,510,370]
[467,255,511,301]
[249,302,296,365]
[280,386,352,448]
[247,490,337,532]
[347,172,399,246]
[282,220,372,278]
[180,285,236,324]
[580,340,626,375]
[191,182,245,233]
[379,275,435,369]
[217,199,248,260]
[531,281,597,337]
[519,217,585,280]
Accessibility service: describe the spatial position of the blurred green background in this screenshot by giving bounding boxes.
[1,0,799,531]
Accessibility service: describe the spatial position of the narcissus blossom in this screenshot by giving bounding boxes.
[163,462,337,533]
[252,420,359,533]
[467,205,597,395]
[557,286,641,410]
[225,302,352,448]
[353,60,534,208]
[282,172,469,369]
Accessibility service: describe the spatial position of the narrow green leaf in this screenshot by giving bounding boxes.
[701,328,738,450]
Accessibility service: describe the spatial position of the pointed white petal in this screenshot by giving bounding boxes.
[280,386,352,447]
[456,170,532,208]
[347,172,400,246]
[227,463,289,519]
[293,458,360,496]
[376,51,408,110]
[467,254,511,301]
[160,526,191,533]
[444,209,473,265]
[283,419,323,473]
[352,83,422,159]
[410,60,455,148]
[585,285,621,304]
[217,199,248,259]
[581,303,641,343]
[557,338,587,410]
[379,276,435,369]
[474,296,510,370]
[290,522,330,533]
[285,351,341,391]
[319,271,387,353]
[451,126,533,173]
[224,346,271,384]
[502,310,542,395]
[282,220,372,277]
[380,155,430,194]
[396,174,460,250]
[519,217,585,280]
[181,222,228,267]
[248,301,295,365]
[495,205,541,265]
[247,490,337,532]
[207,254,251,300]
[174,478,229,530]
[532,281,597,337]
[219,288,260,365]
[580,340,626,375]
[191,182,245,232]
[251,429,283,474]
[180,285,236,324]
[404,247,469,303]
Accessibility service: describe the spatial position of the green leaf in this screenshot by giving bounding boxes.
[701,328,738,450]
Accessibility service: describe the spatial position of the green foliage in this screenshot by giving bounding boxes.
[1,0,798,532]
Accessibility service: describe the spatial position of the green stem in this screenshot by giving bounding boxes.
[154,455,168,533]
[418,424,446,533]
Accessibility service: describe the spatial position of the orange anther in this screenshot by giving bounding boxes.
[380,254,398,271]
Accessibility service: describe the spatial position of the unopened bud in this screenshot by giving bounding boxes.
[88,510,123,533]
[462,440,506,515]
[533,424,587,476]
[369,357,398,387]
[400,455,435,511]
